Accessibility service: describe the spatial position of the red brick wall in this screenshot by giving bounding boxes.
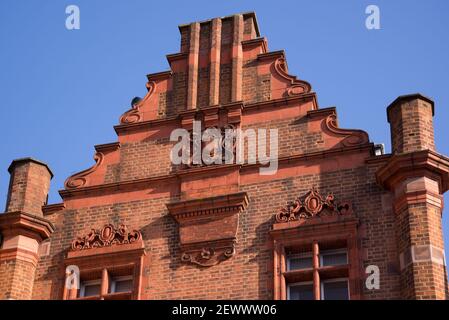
[3,14,448,301]
[0,258,37,300]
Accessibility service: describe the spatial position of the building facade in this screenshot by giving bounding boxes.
[1,12,448,300]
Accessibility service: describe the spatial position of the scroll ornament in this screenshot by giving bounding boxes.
[181,243,236,267]
[274,57,312,96]
[71,224,142,251]
[275,187,351,223]
[119,81,156,124]
[64,152,104,189]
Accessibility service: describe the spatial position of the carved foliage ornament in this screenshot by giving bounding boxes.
[71,224,142,251]
[181,241,236,267]
[275,187,351,223]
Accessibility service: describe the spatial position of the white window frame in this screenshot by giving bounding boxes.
[319,249,348,267]
[320,278,350,300]
[286,281,314,300]
[286,252,313,271]
[79,279,102,298]
[109,275,134,294]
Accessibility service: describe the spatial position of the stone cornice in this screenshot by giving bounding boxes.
[146,70,173,82]
[114,94,318,134]
[0,211,55,241]
[178,11,261,38]
[66,241,145,262]
[94,142,120,153]
[58,143,373,200]
[59,173,179,199]
[166,52,188,64]
[42,203,66,216]
[376,150,449,192]
[270,215,359,240]
[167,192,248,221]
[243,92,318,111]
[257,50,285,61]
[242,37,267,52]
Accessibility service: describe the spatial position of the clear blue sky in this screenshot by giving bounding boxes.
[1,1,448,255]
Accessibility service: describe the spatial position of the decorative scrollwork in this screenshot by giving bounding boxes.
[275,187,352,223]
[181,242,236,267]
[324,114,369,146]
[64,152,104,189]
[274,57,312,96]
[119,81,156,124]
[71,224,142,251]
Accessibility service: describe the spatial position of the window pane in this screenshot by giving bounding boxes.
[83,284,101,297]
[288,255,313,270]
[322,280,349,300]
[113,279,133,293]
[288,284,314,300]
[321,251,347,267]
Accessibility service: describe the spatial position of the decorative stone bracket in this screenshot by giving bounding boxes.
[166,192,248,267]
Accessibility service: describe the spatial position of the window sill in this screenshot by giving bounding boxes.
[74,291,133,301]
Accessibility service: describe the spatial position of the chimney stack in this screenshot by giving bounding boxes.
[387,93,435,154]
[0,158,54,299]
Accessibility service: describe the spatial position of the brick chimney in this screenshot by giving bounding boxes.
[177,12,260,109]
[5,158,53,216]
[0,158,54,299]
[387,94,435,154]
[377,94,449,299]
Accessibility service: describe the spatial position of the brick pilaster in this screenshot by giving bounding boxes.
[186,22,200,109]
[231,14,243,102]
[209,18,222,106]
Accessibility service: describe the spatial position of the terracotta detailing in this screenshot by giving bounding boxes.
[187,22,200,109]
[0,212,54,299]
[64,224,145,300]
[231,14,244,102]
[377,94,449,299]
[209,18,222,106]
[71,224,142,251]
[0,158,54,300]
[166,192,248,267]
[275,187,352,223]
[2,13,449,300]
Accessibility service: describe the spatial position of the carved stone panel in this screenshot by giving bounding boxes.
[167,192,248,267]
[275,187,352,223]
